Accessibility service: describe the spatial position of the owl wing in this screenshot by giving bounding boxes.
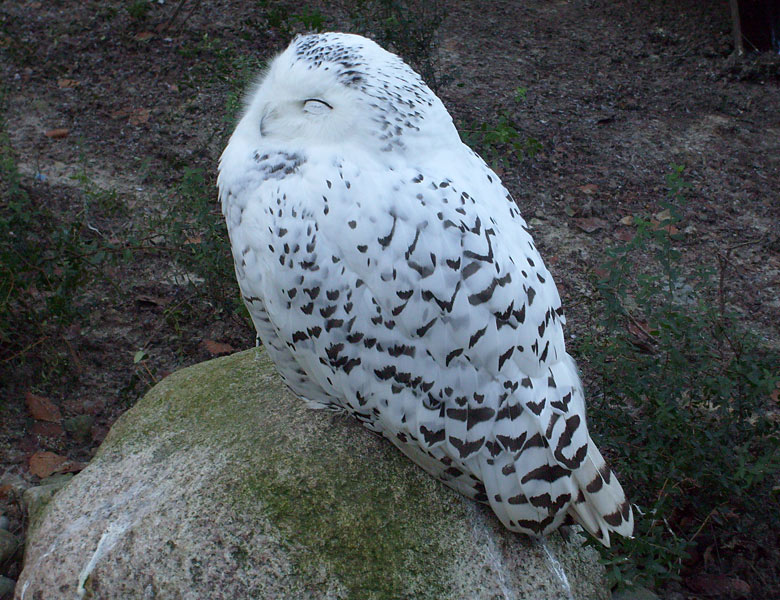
[224,147,632,543]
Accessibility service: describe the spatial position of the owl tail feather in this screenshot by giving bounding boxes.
[568,438,634,547]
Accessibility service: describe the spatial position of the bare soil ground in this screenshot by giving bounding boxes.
[1,1,778,598]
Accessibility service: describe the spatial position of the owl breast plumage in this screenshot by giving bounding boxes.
[218,32,633,545]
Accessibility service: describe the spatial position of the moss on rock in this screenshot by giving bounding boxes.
[18,348,609,599]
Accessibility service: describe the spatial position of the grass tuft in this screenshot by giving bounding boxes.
[0,102,117,392]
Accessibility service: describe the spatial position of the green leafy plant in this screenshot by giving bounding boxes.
[579,165,780,592]
[257,1,292,34]
[0,111,117,391]
[126,0,151,21]
[294,7,326,32]
[346,0,445,90]
[460,112,542,169]
[222,55,267,129]
[154,168,243,316]
[255,2,327,37]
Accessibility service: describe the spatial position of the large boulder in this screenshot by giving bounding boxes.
[16,349,609,599]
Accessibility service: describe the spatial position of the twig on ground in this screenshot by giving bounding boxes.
[161,0,188,32]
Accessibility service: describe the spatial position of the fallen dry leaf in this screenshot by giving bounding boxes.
[614,227,635,243]
[201,340,235,356]
[134,31,154,41]
[650,219,680,235]
[44,128,69,139]
[626,320,656,353]
[29,451,68,478]
[619,215,634,226]
[136,294,170,308]
[129,108,151,125]
[654,208,672,222]
[57,78,80,88]
[0,484,14,500]
[578,183,598,194]
[25,392,62,422]
[573,217,608,233]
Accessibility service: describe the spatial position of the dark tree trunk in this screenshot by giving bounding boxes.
[733,0,780,53]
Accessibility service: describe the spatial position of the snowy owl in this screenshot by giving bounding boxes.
[218,32,633,545]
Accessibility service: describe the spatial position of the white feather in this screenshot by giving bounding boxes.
[218,32,633,545]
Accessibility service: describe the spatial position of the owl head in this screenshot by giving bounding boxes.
[228,33,459,157]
